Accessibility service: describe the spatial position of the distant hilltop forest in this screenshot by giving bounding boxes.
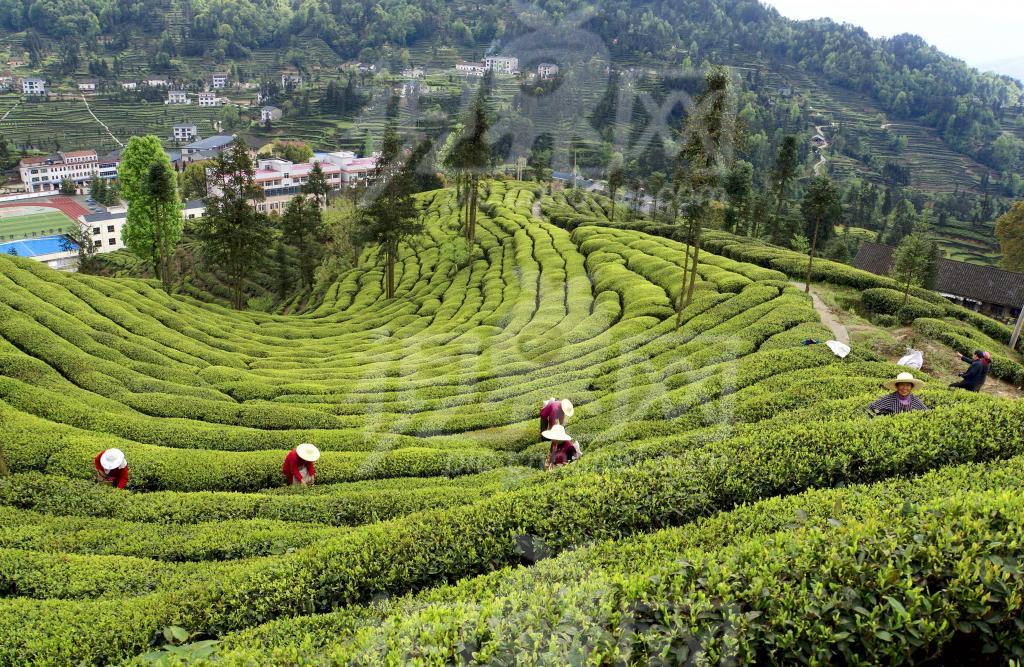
[2,0,1021,172]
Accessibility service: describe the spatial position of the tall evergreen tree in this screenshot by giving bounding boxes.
[197,138,272,310]
[768,135,800,244]
[607,164,624,222]
[301,162,330,208]
[800,174,843,292]
[119,135,183,277]
[674,67,735,329]
[891,230,940,311]
[357,117,422,299]
[142,161,181,293]
[281,194,326,289]
[444,83,491,244]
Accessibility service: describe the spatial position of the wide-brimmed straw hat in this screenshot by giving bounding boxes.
[883,372,924,391]
[541,424,574,441]
[100,448,127,471]
[296,443,321,462]
[560,399,574,418]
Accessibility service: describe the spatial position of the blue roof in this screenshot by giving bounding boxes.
[0,235,76,258]
[184,135,235,151]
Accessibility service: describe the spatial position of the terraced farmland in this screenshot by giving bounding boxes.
[0,94,225,153]
[1,182,1023,664]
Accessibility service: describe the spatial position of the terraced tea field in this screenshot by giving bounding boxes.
[1,182,1023,664]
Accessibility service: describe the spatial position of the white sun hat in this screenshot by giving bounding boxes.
[883,372,924,391]
[100,448,127,472]
[296,443,321,462]
[541,424,574,441]
[560,398,574,418]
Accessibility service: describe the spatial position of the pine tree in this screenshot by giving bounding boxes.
[301,162,330,208]
[143,161,180,293]
[675,67,735,329]
[800,175,843,292]
[768,135,799,243]
[356,117,423,300]
[197,138,272,310]
[281,194,326,289]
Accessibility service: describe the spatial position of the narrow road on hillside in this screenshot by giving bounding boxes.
[790,280,850,344]
[81,95,124,148]
[0,102,18,122]
[812,124,830,176]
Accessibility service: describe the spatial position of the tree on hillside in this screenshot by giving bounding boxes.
[119,135,183,280]
[444,85,491,244]
[995,202,1024,272]
[607,163,624,222]
[179,161,211,201]
[280,194,327,289]
[301,162,330,208]
[357,118,422,300]
[60,224,100,275]
[767,135,800,245]
[723,160,753,234]
[800,175,843,293]
[648,171,666,222]
[272,140,313,164]
[890,230,940,311]
[675,67,735,330]
[197,137,272,310]
[143,161,180,293]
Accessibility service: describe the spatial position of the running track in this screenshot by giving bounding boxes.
[0,196,90,220]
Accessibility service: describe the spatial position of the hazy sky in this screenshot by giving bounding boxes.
[765,1,1024,72]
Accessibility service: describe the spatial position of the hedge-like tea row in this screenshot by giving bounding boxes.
[209,452,1024,662]
[861,287,947,321]
[0,468,536,526]
[311,489,1024,664]
[2,397,1022,664]
[0,506,342,561]
[914,317,1024,385]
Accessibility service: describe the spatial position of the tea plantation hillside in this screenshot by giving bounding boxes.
[1,183,1023,664]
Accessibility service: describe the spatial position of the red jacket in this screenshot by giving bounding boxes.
[549,440,581,466]
[540,399,565,435]
[94,451,129,489]
[282,449,315,484]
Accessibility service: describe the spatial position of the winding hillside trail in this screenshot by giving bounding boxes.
[812,124,830,176]
[0,102,18,121]
[790,280,849,344]
[81,94,124,148]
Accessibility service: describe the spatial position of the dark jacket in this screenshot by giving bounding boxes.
[957,356,988,391]
[867,392,929,416]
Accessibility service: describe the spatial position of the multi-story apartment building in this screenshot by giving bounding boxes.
[19,150,120,193]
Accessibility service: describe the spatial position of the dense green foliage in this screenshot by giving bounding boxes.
[0,183,1022,663]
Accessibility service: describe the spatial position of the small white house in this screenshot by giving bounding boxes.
[172,123,198,142]
[22,77,45,96]
[281,71,303,87]
[77,79,98,92]
[167,90,188,105]
[456,61,485,75]
[401,67,424,79]
[121,81,137,91]
[537,63,559,79]
[484,56,519,75]
[211,72,228,89]
[198,92,220,107]
[261,106,282,123]
[146,78,169,88]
